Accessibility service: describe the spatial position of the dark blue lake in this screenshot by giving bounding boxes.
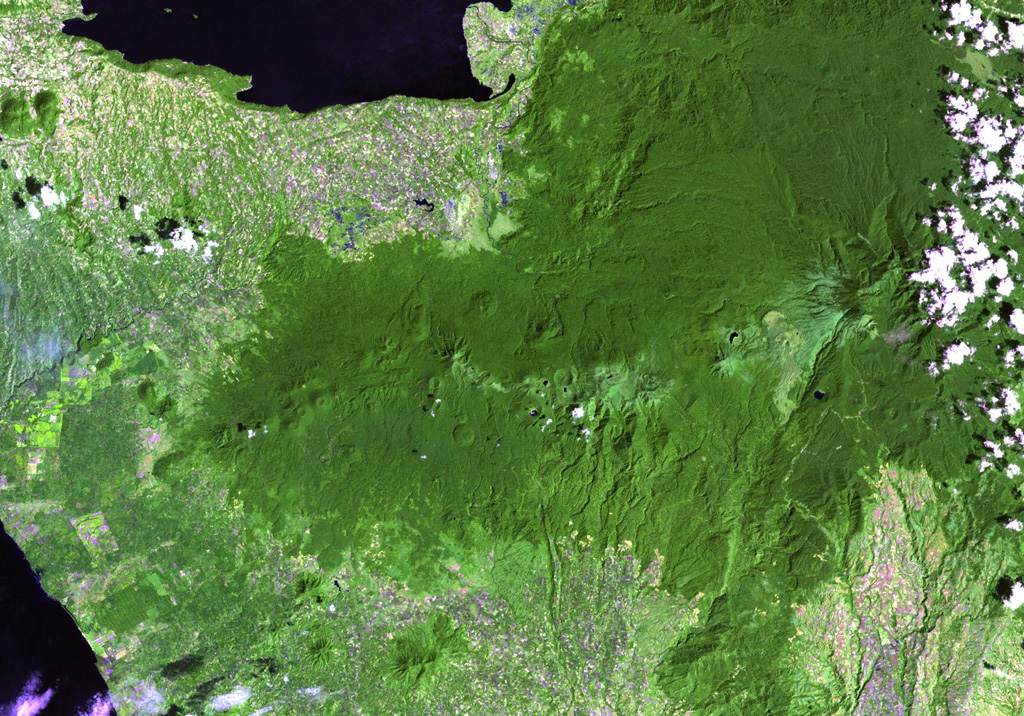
[63,0,514,113]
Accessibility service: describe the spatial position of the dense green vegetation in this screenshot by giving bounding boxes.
[170,0,1024,712]
[32,89,60,137]
[0,89,61,137]
[2,0,1024,713]
[978,0,1024,19]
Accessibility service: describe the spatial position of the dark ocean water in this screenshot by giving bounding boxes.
[0,520,113,715]
[63,0,515,112]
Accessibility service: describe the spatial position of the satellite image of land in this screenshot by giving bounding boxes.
[1,0,1024,714]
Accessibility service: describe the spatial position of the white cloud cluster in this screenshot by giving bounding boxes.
[169,226,198,252]
[38,185,66,207]
[914,209,1018,331]
[143,227,218,264]
[22,182,67,220]
[209,685,252,712]
[914,2,1024,475]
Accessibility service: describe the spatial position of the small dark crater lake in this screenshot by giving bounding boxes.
[63,0,514,113]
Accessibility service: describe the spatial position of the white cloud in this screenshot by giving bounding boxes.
[169,227,198,252]
[944,342,975,368]
[11,674,54,716]
[949,1,983,29]
[39,185,60,207]
[209,686,251,712]
[1010,22,1024,50]
[1011,308,1024,333]
[1004,581,1024,610]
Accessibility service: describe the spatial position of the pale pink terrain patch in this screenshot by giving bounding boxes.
[136,427,172,478]
[793,464,1006,712]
